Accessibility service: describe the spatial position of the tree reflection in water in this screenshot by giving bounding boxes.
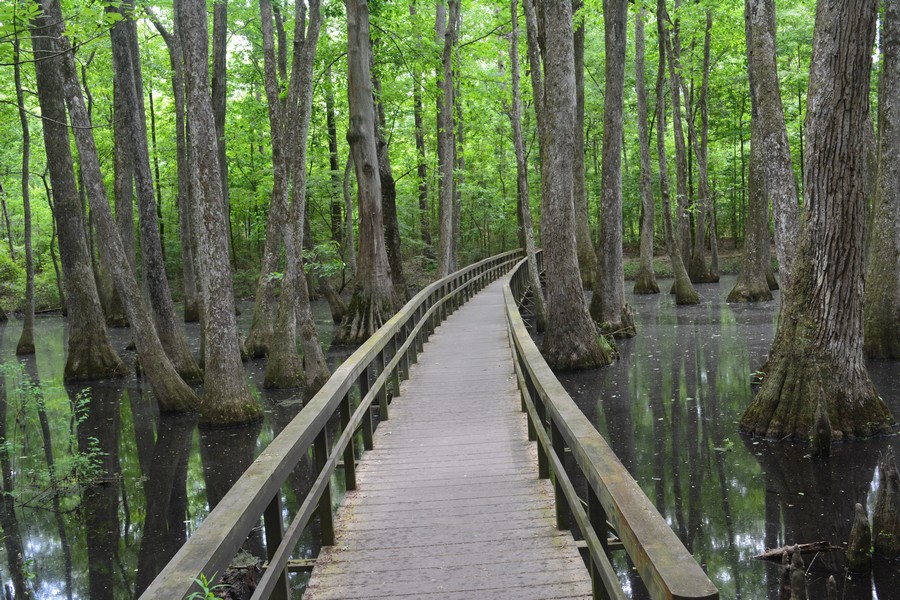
[563,277,900,599]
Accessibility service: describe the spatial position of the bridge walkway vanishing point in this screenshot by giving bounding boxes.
[142,251,717,600]
[304,278,592,599]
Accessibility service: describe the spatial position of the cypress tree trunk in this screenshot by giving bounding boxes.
[337,0,396,344]
[177,0,262,424]
[590,0,635,337]
[411,4,433,254]
[372,52,409,306]
[436,0,459,277]
[539,0,610,369]
[573,1,598,290]
[14,39,35,355]
[147,13,200,323]
[741,0,894,440]
[864,0,900,359]
[656,0,699,305]
[325,65,343,245]
[212,0,233,263]
[746,0,801,293]
[265,0,329,394]
[729,1,775,303]
[30,3,127,382]
[108,4,203,383]
[685,11,718,284]
[41,0,200,411]
[728,111,773,302]
[508,0,546,332]
[633,8,659,296]
[666,2,693,267]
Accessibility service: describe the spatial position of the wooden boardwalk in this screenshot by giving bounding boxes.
[304,278,592,600]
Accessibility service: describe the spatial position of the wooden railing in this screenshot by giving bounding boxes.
[141,249,524,600]
[504,253,719,600]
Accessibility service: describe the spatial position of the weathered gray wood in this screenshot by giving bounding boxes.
[306,280,590,600]
[505,258,719,600]
[141,251,520,599]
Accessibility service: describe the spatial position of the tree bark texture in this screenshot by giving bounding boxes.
[177,0,262,424]
[337,0,396,344]
[685,11,719,284]
[30,4,128,382]
[109,5,203,383]
[655,0,699,305]
[212,0,233,262]
[539,0,610,369]
[590,0,635,338]
[372,50,409,306]
[509,0,546,331]
[14,39,35,355]
[746,0,800,293]
[573,2,597,289]
[729,1,775,303]
[728,112,773,302]
[665,3,693,267]
[265,0,330,394]
[741,0,894,439]
[864,0,900,359]
[43,0,203,412]
[436,0,459,277]
[633,8,659,296]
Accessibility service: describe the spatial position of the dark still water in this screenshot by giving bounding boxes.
[563,276,900,599]
[0,300,348,599]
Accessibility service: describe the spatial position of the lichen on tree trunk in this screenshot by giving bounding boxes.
[741,0,894,441]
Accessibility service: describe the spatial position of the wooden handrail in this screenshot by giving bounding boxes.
[141,249,523,599]
[503,254,719,600]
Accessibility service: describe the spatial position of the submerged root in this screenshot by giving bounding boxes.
[632,266,660,295]
[740,348,895,440]
[335,290,394,345]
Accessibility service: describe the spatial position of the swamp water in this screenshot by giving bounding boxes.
[563,276,900,599]
[0,300,350,599]
[1,277,898,598]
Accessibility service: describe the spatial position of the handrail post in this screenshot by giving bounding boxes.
[263,494,290,600]
[534,395,549,479]
[314,429,335,546]
[391,337,402,391]
[340,391,357,490]
[359,366,374,451]
[376,350,390,420]
[588,486,611,600]
[550,419,569,531]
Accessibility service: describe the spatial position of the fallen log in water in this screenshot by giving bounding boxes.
[753,541,842,561]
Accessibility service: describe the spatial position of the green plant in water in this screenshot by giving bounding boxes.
[185,572,229,600]
[0,363,108,509]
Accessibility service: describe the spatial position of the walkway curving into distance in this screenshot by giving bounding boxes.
[304,277,591,600]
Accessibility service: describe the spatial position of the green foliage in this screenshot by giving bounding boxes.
[185,573,229,600]
[0,250,24,314]
[303,241,345,278]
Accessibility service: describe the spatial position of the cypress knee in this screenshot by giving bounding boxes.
[789,547,807,600]
[825,575,838,600]
[874,448,900,556]
[778,551,791,600]
[847,502,873,573]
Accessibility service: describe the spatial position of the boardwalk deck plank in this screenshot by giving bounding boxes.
[304,280,591,600]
